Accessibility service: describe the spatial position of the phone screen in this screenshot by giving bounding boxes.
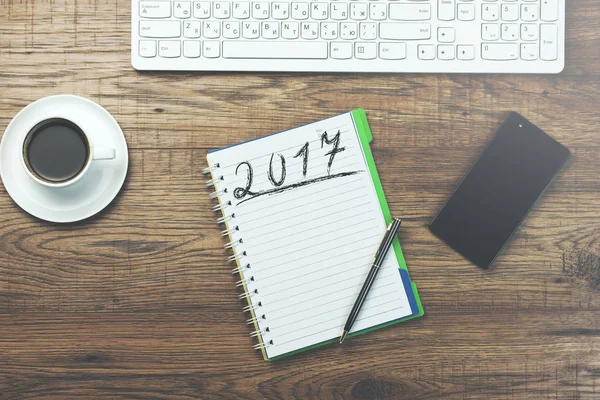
[429,112,570,269]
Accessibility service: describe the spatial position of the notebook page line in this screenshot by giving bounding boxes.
[255,258,395,303]
[248,216,376,256]
[266,289,402,340]
[248,218,379,260]
[234,177,366,219]
[239,189,368,228]
[236,171,364,206]
[250,232,380,270]
[246,245,376,285]
[262,282,398,326]
[273,305,409,348]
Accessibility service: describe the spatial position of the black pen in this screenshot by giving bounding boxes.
[340,218,402,344]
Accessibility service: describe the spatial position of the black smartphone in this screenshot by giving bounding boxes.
[429,112,571,269]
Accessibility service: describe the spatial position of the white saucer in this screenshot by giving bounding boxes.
[0,95,128,223]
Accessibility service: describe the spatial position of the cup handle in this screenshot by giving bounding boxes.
[92,148,116,161]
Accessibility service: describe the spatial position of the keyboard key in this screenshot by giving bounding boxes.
[370,3,387,21]
[193,2,211,18]
[482,23,499,41]
[291,3,309,20]
[233,2,250,19]
[501,4,518,21]
[521,4,538,21]
[311,3,328,20]
[438,0,455,21]
[184,21,201,38]
[184,40,201,57]
[438,27,455,43]
[359,23,377,40]
[174,2,192,18]
[140,21,181,38]
[457,3,475,21]
[253,2,270,19]
[379,42,406,60]
[521,23,538,41]
[379,23,431,40]
[540,24,558,60]
[418,44,435,60]
[301,22,319,39]
[262,21,279,39]
[159,40,181,57]
[482,4,499,21]
[204,41,221,57]
[272,2,289,19]
[341,23,358,40]
[224,21,240,38]
[223,41,328,58]
[355,42,377,59]
[482,43,518,60]
[243,21,260,38]
[213,2,231,18]
[139,1,171,18]
[282,22,299,39]
[203,21,221,38]
[521,43,538,60]
[350,3,368,21]
[438,45,455,60]
[331,42,353,59]
[541,0,558,22]
[331,3,349,21]
[389,4,431,21]
[321,23,338,40]
[139,40,157,57]
[501,23,518,41]
[457,45,475,60]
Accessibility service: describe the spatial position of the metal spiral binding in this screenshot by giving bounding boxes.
[202,163,220,174]
[235,275,254,287]
[222,226,239,237]
[246,314,267,325]
[231,263,250,274]
[225,238,243,249]
[243,301,262,312]
[213,201,232,212]
[217,213,235,224]
[250,327,270,338]
[205,175,224,187]
[207,161,270,354]
[210,188,228,199]
[253,340,274,350]
[239,288,259,299]
[228,251,246,263]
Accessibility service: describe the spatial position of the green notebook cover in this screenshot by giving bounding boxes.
[211,110,424,361]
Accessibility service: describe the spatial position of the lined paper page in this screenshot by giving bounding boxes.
[207,113,413,359]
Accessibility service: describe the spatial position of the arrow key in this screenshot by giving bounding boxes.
[418,44,436,60]
[457,45,475,60]
[438,27,455,43]
[438,45,455,60]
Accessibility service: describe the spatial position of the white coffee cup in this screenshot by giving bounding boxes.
[20,116,116,188]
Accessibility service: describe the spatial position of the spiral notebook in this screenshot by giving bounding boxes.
[205,110,423,360]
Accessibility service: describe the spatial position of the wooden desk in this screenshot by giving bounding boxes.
[1,1,598,399]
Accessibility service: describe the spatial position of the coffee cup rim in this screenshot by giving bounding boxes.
[20,115,93,188]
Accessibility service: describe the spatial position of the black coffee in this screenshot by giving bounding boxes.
[24,118,89,183]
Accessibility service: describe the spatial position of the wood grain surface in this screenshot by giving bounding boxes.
[1,1,599,399]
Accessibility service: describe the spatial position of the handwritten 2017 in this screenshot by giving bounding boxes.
[233,131,361,205]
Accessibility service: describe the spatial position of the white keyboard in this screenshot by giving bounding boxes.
[131,0,565,73]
